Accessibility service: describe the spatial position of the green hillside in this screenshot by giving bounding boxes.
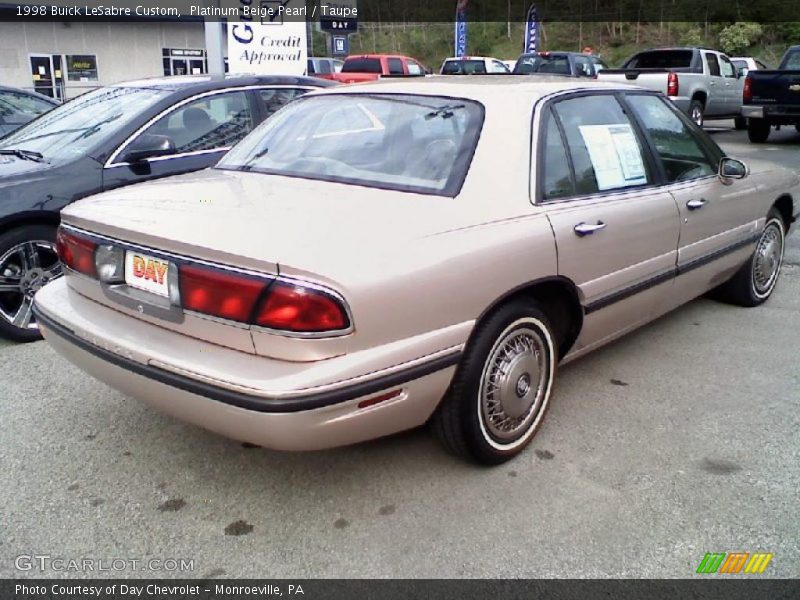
[312,21,800,69]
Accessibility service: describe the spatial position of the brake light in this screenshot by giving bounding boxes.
[255,281,349,333]
[743,75,752,103]
[667,72,679,97]
[56,227,97,278]
[179,264,266,323]
[539,52,550,57]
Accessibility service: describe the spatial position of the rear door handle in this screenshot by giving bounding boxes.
[687,198,708,210]
[573,221,607,237]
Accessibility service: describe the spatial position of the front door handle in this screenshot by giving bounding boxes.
[573,221,607,237]
[687,198,708,210]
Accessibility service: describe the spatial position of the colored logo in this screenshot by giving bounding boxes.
[696,552,773,574]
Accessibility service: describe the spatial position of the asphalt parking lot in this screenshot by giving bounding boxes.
[1,123,798,579]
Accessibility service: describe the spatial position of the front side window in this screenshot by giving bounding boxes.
[218,94,484,197]
[573,56,594,77]
[719,56,737,78]
[137,90,253,155]
[491,60,510,73]
[625,94,717,183]
[407,61,424,76]
[0,86,170,162]
[550,94,650,195]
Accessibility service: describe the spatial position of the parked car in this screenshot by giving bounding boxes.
[306,57,344,79]
[597,47,745,128]
[440,56,511,74]
[730,56,770,77]
[513,52,607,78]
[0,74,334,341]
[741,46,800,143]
[33,78,798,464]
[0,86,59,138]
[328,54,428,84]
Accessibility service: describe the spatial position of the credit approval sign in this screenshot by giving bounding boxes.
[227,0,308,76]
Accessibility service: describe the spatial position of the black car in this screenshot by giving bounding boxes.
[0,86,59,138]
[0,74,334,341]
[513,52,608,78]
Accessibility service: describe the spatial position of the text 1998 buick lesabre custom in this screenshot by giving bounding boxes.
[33,77,798,464]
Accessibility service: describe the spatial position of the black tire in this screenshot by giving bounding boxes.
[734,116,747,130]
[714,208,785,307]
[795,124,800,134]
[432,299,557,465]
[0,224,60,343]
[747,118,771,143]
[689,99,705,127]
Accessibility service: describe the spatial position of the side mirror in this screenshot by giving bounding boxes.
[719,157,748,181]
[121,133,176,163]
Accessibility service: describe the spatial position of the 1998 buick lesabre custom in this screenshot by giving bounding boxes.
[33,78,798,464]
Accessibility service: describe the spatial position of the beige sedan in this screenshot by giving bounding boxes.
[34,77,798,464]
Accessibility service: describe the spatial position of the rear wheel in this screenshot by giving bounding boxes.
[747,118,771,143]
[689,99,705,127]
[432,300,557,465]
[0,224,61,342]
[734,116,747,130]
[714,208,785,307]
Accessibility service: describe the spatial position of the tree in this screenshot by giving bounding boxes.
[719,22,763,55]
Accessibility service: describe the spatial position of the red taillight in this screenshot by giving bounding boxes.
[255,281,349,333]
[56,227,97,278]
[179,264,266,323]
[667,72,679,97]
[743,75,752,103]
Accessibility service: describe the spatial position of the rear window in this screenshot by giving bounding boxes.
[781,50,800,70]
[217,94,484,197]
[442,60,486,75]
[624,50,693,69]
[342,58,382,73]
[514,55,571,75]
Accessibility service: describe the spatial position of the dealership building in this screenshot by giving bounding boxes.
[0,9,214,100]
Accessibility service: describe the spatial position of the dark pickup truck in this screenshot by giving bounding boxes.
[742,45,800,142]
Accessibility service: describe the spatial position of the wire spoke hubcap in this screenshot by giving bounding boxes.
[481,327,547,442]
[0,240,61,331]
[752,223,783,295]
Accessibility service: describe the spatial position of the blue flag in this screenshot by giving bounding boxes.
[455,0,468,57]
[524,3,538,54]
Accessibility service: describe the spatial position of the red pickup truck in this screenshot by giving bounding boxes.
[322,54,428,84]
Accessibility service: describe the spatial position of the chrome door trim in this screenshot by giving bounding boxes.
[104,85,317,168]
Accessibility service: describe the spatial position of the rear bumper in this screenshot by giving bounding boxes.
[742,104,800,123]
[34,279,463,450]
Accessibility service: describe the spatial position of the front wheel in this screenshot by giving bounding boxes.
[714,208,785,307]
[0,224,61,342]
[432,300,557,465]
[747,118,771,143]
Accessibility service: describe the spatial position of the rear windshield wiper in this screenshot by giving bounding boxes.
[0,149,47,162]
[425,104,466,120]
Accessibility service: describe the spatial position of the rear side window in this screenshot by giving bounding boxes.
[705,53,721,76]
[342,58,382,73]
[387,58,404,75]
[549,95,650,195]
[624,50,693,69]
[540,108,574,200]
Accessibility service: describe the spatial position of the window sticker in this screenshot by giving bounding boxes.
[578,124,647,191]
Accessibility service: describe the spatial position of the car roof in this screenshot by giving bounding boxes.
[443,57,497,61]
[109,74,336,92]
[312,75,646,100]
[0,85,60,104]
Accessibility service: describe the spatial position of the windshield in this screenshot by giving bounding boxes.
[218,94,484,197]
[514,55,571,75]
[0,91,55,120]
[0,86,170,161]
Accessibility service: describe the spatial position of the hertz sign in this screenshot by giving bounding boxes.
[696,552,774,574]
